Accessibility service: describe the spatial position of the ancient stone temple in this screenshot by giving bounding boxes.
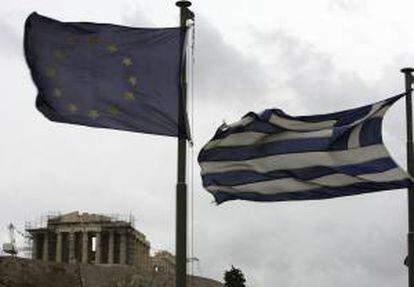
[27,212,150,272]
[150,250,175,274]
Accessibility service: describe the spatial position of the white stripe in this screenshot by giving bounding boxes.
[208,177,313,194]
[268,114,336,131]
[347,124,362,149]
[372,106,389,118]
[357,167,408,182]
[358,102,385,123]
[200,144,389,174]
[207,168,408,195]
[227,116,253,129]
[203,129,333,150]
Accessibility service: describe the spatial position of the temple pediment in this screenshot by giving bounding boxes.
[49,212,112,224]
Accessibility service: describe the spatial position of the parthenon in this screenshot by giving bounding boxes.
[1,211,224,286]
[27,212,151,272]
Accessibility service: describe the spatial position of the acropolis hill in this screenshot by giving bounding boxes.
[0,211,222,287]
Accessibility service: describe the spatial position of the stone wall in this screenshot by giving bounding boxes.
[0,257,78,287]
[0,257,223,287]
[0,257,138,287]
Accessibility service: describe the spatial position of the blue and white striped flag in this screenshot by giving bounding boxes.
[198,94,414,204]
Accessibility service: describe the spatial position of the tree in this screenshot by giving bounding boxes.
[224,265,246,287]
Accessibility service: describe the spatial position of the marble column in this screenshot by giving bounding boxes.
[139,243,144,271]
[55,232,62,263]
[120,232,127,265]
[143,244,149,273]
[31,236,37,260]
[108,231,114,264]
[69,232,76,264]
[141,244,146,272]
[135,240,139,270]
[141,242,146,272]
[144,245,149,273]
[95,232,101,264]
[82,232,88,264]
[42,232,49,261]
[139,241,143,269]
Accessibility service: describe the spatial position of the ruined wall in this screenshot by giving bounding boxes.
[0,257,79,287]
[0,257,223,287]
[0,257,140,287]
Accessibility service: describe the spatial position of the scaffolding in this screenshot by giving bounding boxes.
[25,211,136,230]
[9,211,138,259]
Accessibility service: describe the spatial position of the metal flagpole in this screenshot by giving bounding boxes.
[176,1,193,287]
[402,67,414,287]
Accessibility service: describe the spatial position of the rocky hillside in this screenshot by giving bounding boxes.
[0,256,222,287]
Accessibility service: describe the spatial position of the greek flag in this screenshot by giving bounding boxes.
[198,94,414,204]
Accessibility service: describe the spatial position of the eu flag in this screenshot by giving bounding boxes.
[24,12,187,138]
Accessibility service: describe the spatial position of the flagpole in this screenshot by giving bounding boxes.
[176,1,192,287]
[402,67,414,287]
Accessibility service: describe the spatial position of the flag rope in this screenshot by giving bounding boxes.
[188,18,196,284]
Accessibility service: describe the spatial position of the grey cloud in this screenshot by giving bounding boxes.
[121,12,271,110]
[193,193,407,287]
[251,30,374,112]
[194,16,270,102]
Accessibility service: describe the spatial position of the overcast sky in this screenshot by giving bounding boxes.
[1,0,414,286]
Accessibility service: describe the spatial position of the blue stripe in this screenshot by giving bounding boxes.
[201,157,398,187]
[329,126,353,150]
[384,94,405,105]
[268,94,403,126]
[198,137,332,162]
[211,179,413,204]
[303,105,371,126]
[333,105,371,126]
[212,95,404,141]
[267,104,371,124]
[360,117,383,146]
[202,113,386,163]
[245,120,285,133]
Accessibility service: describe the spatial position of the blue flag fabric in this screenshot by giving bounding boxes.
[24,12,187,138]
[198,94,414,204]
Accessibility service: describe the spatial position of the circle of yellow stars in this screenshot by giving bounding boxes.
[46,36,140,120]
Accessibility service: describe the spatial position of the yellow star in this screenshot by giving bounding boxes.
[67,36,78,45]
[108,105,120,116]
[88,110,100,119]
[128,76,138,86]
[122,91,135,101]
[45,68,56,78]
[67,103,78,113]
[52,50,65,60]
[88,35,100,45]
[52,88,62,98]
[122,57,133,67]
[107,44,118,54]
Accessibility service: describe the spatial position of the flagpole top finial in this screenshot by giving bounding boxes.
[401,67,414,74]
[176,1,192,8]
